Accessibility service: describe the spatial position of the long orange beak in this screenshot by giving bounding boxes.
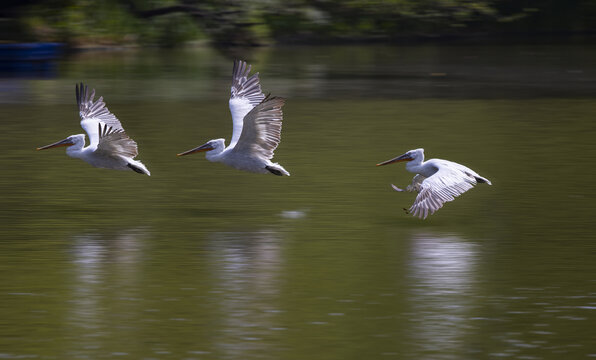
[37,138,74,150]
[376,153,413,166]
[176,143,214,156]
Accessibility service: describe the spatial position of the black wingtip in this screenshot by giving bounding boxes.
[265,166,283,176]
[76,82,87,107]
[260,94,286,105]
[127,163,145,174]
[233,59,250,78]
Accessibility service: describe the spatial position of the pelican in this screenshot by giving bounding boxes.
[37,83,150,176]
[177,60,290,176]
[376,148,491,219]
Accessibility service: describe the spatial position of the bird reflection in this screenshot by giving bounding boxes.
[207,229,283,357]
[406,232,480,354]
[65,228,147,356]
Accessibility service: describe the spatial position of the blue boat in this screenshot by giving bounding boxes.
[0,42,62,73]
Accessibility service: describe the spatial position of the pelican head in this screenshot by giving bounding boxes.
[177,138,226,158]
[376,148,425,166]
[37,134,85,152]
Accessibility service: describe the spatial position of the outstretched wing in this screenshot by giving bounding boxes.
[95,123,138,159]
[77,82,125,148]
[409,167,477,219]
[230,96,285,160]
[228,60,266,149]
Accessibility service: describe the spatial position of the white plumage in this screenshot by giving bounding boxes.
[177,60,290,176]
[37,83,150,175]
[377,148,491,219]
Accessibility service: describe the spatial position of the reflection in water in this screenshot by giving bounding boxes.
[406,232,479,358]
[207,230,283,359]
[279,209,308,219]
[66,228,147,358]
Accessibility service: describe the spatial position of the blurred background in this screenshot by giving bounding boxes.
[1,1,595,360]
[2,0,596,48]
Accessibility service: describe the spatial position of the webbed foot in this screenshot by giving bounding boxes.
[391,184,404,192]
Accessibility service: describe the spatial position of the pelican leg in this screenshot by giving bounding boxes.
[407,174,425,192]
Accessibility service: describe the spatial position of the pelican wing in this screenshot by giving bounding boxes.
[228,60,266,149]
[95,123,138,159]
[410,167,476,219]
[230,96,285,160]
[77,82,124,148]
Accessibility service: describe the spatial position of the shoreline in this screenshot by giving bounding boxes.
[4,31,596,53]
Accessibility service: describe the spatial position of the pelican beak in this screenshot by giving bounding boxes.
[36,138,74,150]
[176,143,214,156]
[376,153,413,166]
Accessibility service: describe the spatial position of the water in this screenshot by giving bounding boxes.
[1,44,595,359]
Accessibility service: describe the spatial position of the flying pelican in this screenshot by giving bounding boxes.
[177,60,290,176]
[376,148,491,219]
[37,83,150,176]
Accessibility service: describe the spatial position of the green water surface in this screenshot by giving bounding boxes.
[1,45,595,359]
